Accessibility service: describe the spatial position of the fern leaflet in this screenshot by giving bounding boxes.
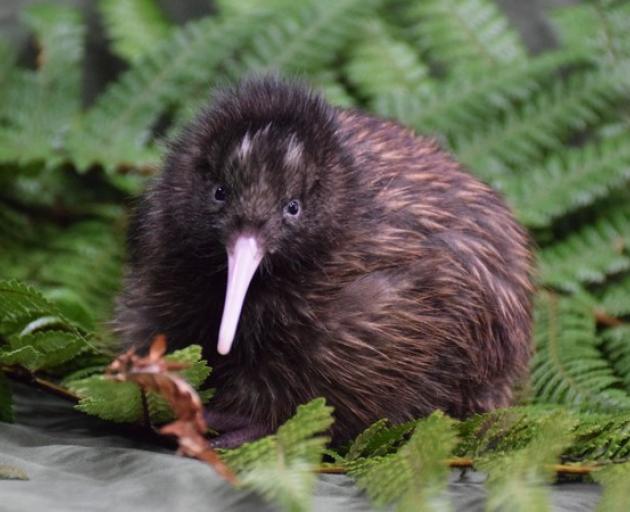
[99,0,172,63]
[65,14,260,172]
[600,326,630,393]
[506,134,630,228]
[531,291,630,410]
[374,50,584,142]
[222,398,334,512]
[225,0,380,77]
[0,4,84,166]
[348,412,457,510]
[599,274,630,317]
[345,18,433,102]
[68,344,211,423]
[551,1,630,66]
[539,202,630,290]
[455,67,630,183]
[477,412,574,512]
[408,0,526,74]
[593,461,630,512]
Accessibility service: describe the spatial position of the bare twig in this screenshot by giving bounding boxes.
[115,162,159,176]
[316,458,602,476]
[1,365,79,402]
[593,308,624,328]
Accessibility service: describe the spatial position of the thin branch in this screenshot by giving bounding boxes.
[115,162,159,176]
[1,364,181,449]
[593,308,624,327]
[448,457,473,468]
[553,463,600,475]
[1,365,79,402]
[316,465,346,474]
[140,388,151,428]
[316,458,602,476]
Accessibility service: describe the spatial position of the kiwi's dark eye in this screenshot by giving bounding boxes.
[284,199,300,217]
[214,185,227,202]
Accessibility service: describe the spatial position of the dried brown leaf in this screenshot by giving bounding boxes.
[106,335,237,484]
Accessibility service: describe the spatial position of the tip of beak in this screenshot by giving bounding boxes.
[217,334,233,356]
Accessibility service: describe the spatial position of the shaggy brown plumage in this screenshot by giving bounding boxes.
[114,76,534,448]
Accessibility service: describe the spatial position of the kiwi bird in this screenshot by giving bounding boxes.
[115,77,533,448]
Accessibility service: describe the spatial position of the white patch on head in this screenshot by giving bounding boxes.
[235,125,273,163]
[237,131,253,162]
[284,133,303,168]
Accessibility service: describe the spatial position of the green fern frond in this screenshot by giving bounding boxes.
[348,411,457,510]
[214,0,296,18]
[68,344,211,423]
[0,214,124,336]
[477,412,574,512]
[36,221,124,333]
[0,4,84,166]
[2,168,126,217]
[0,40,17,108]
[539,202,630,291]
[593,461,630,512]
[345,18,433,102]
[599,274,630,317]
[551,1,630,66]
[345,419,390,460]
[222,398,334,512]
[600,326,630,392]
[374,50,583,141]
[0,203,35,254]
[344,418,416,460]
[0,330,87,371]
[457,405,630,463]
[99,0,172,63]
[0,280,79,337]
[71,377,141,422]
[455,68,630,182]
[65,14,259,172]
[531,291,630,411]
[171,0,379,136]
[21,4,83,85]
[225,0,380,77]
[0,280,91,371]
[506,133,630,228]
[408,0,526,74]
[456,406,565,457]
[309,72,356,108]
[568,410,630,462]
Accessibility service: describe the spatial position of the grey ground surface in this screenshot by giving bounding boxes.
[0,384,601,512]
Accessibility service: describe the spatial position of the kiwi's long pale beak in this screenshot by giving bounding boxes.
[217,234,264,355]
